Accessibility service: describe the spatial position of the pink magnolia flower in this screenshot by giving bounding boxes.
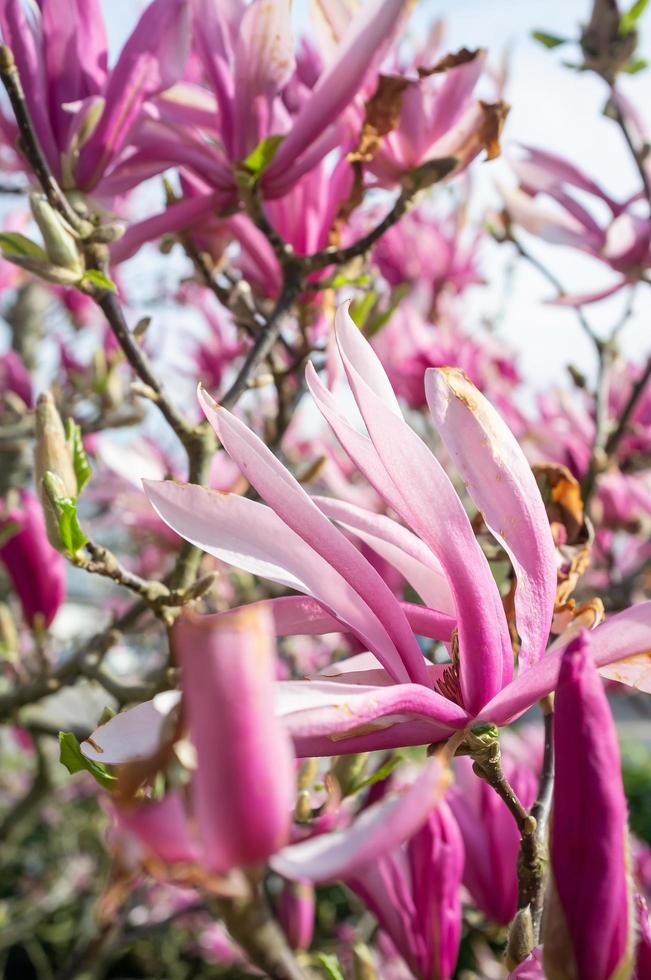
[0,488,65,627]
[502,145,651,304]
[85,606,450,894]
[371,205,484,307]
[0,0,191,198]
[371,299,522,423]
[543,630,634,980]
[137,304,651,759]
[369,47,507,187]
[112,0,410,257]
[115,604,296,874]
[344,797,464,980]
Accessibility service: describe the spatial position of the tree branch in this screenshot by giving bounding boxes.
[220,272,302,409]
[0,46,87,234]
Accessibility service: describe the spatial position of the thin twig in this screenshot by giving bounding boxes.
[0,601,146,720]
[95,289,196,446]
[0,46,87,234]
[306,188,415,272]
[609,90,651,209]
[604,353,651,459]
[220,273,302,409]
[509,234,597,349]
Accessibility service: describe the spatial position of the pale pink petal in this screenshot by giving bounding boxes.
[425,367,556,669]
[81,690,181,765]
[334,305,512,713]
[232,0,296,158]
[500,184,596,249]
[199,389,429,687]
[144,480,415,683]
[312,496,454,614]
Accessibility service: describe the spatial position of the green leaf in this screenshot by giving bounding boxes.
[242,134,285,177]
[81,269,117,293]
[621,55,649,73]
[365,284,409,338]
[65,418,91,494]
[0,232,48,261]
[315,954,345,980]
[349,753,402,794]
[532,30,568,49]
[57,497,88,556]
[349,290,378,329]
[329,272,371,289]
[42,475,88,557]
[59,731,117,790]
[620,0,649,34]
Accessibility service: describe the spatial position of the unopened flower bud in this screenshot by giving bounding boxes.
[29,194,83,274]
[34,393,77,547]
[277,879,315,951]
[506,906,534,971]
[90,221,126,244]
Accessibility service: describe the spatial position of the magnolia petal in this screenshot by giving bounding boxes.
[199,388,429,687]
[477,601,651,725]
[316,652,449,689]
[544,632,632,980]
[599,653,651,693]
[173,605,295,872]
[115,791,199,865]
[232,0,295,158]
[76,0,192,188]
[313,495,454,614]
[81,690,181,765]
[500,184,594,249]
[425,367,556,669]
[334,305,512,712]
[270,757,449,881]
[144,479,413,682]
[266,0,407,183]
[277,677,468,757]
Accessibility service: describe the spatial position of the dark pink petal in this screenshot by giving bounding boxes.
[277,677,468,755]
[545,631,633,980]
[115,791,199,865]
[0,489,65,627]
[75,0,191,188]
[265,0,407,182]
[40,0,107,144]
[0,0,59,169]
[173,604,295,872]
